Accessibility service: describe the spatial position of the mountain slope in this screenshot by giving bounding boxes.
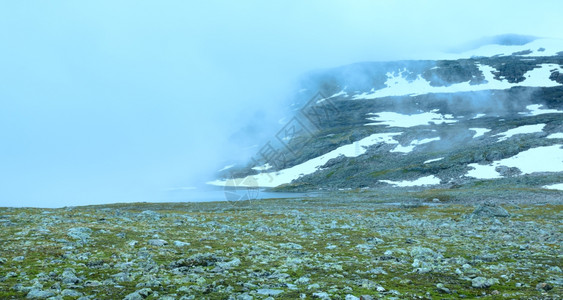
[210,39,563,196]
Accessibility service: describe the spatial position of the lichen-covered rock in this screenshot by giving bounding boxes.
[471,202,509,218]
[471,277,498,288]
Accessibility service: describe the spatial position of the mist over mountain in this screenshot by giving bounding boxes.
[211,37,563,198]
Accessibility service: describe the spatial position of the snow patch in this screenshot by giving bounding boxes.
[252,164,272,171]
[424,157,444,164]
[466,144,563,179]
[543,183,563,191]
[207,132,402,188]
[218,164,235,172]
[352,63,563,100]
[366,110,456,127]
[519,104,563,116]
[470,128,491,138]
[391,137,440,153]
[380,175,441,187]
[547,133,563,139]
[494,124,545,142]
[317,90,348,103]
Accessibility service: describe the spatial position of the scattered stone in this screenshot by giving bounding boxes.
[84,280,102,287]
[312,291,330,299]
[139,210,160,220]
[279,242,303,250]
[67,227,92,243]
[535,282,553,291]
[123,288,152,300]
[359,296,374,300]
[470,202,509,218]
[295,276,310,285]
[345,295,360,300]
[61,269,81,284]
[173,241,191,247]
[471,277,498,288]
[256,289,284,296]
[495,166,522,177]
[436,283,451,294]
[26,289,55,299]
[61,289,84,297]
[217,258,241,269]
[147,239,168,247]
[548,266,561,273]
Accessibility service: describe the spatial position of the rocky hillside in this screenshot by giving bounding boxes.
[210,38,563,197]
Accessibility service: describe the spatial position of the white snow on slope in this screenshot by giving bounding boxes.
[252,164,272,171]
[380,175,441,187]
[547,133,563,139]
[520,64,563,87]
[391,137,441,153]
[467,144,563,179]
[519,104,563,116]
[218,164,235,172]
[207,132,402,188]
[543,183,563,191]
[470,128,491,138]
[317,90,348,103]
[424,157,444,164]
[352,63,563,100]
[494,124,545,142]
[366,110,456,127]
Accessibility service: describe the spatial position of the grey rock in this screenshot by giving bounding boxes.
[67,227,92,243]
[360,296,374,300]
[536,282,553,291]
[138,210,161,220]
[147,239,168,247]
[135,280,162,288]
[345,295,360,300]
[410,246,441,260]
[255,289,284,296]
[123,288,152,300]
[436,283,451,294]
[495,166,521,177]
[173,241,191,247]
[236,293,253,300]
[84,280,102,287]
[471,202,509,218]
[279,242,303,250]
[295,276,310,284]
[61,269,81,284]
[312,292,330,299]
[471,277,498,288]
[61,289,84,297]
[26,289,55,299]
[217,258,241,269]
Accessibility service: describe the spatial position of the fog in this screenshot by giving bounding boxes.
[1,1,562,207]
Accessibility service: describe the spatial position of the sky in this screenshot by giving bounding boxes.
[1,1,563,207]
